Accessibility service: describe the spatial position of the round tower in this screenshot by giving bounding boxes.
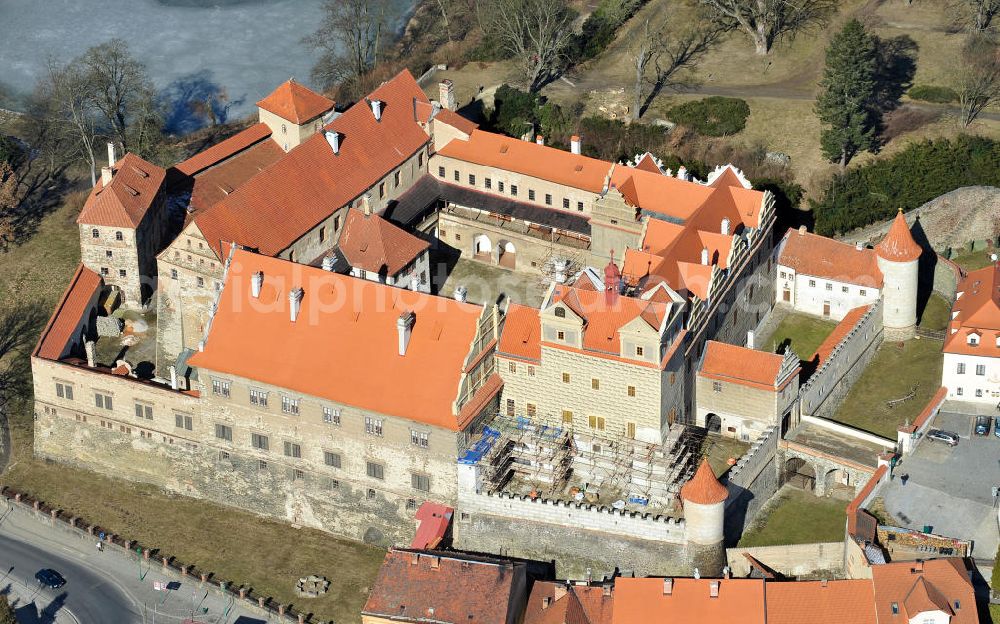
[875,209,921,340]
[681,459,728,575]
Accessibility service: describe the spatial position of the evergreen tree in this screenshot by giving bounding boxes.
[0,594,17,624]
[815,19,879,168]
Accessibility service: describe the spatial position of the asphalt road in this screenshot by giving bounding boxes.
[0,530,141,623]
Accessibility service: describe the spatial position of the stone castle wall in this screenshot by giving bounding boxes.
[726,542,845,579]
[724,426,779,543]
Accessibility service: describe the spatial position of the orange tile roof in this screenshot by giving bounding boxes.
[524,582,615,624]
[612,166,716,223]
[633,152,663,174]
[185,135,284,215]
[77,153,166,228]
[437,129,612,192]
[699,341,791,391]
[549,284,667,356]
[173,123,272,177]
[680,458,729,505]
[498,303,541,362]
[871,559,976,624]
[944,262,1000,358]
[256,79,334,124]
[195,69,431,259]
[811,305,872,367]
[778,228,883,288]
[338,208,430,275]
[434,108,478,135]
[34,264,103,360]
[766,580,876,624]
[612,577,765,624]
[846,464,887,536]
[876,210,922,263]
[187,250,487,431]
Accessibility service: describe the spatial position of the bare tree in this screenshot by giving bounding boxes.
[480,0,575,92]
[697,0,838,55]
[630,19,722,120]
[37,60,101,186]
[80,39,160,154]
[305,0,391,91]
[957,34,1000,126]
[950,0,1000,32]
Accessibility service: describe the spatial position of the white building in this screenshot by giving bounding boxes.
[775,226,882,320]
[942,262,1000,404]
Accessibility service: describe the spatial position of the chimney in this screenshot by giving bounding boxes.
[362,193,373,216]
[439,79,455,111]
[85,340,96,368]
[410,552,420,565]
[429,556,440,569]
[602,584,612,597]
[676,166,687,181]
[107,141,117,168]
[701,247,710,265]
[723,566,731,579]
[913,560,924,573]
[570,135,581,155]
[370,99,383,121]
[536,135,544,145]
[821,579,828,587]
[746,330,755,350]
[397,311,416,356]
[694,568,700,580]
[169,365,178,390]
[453,285,468,302]
[101,166,113,187]
[321,255,336,272]
[251,271,264,298]
[288,287,304,322]
[662,578,673,595]
[325,131,340,155]
[709,581,720,598]
[798,225,807,236]
[721,217,731,236]
[855,241,864,251]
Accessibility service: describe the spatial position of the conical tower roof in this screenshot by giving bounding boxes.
[876,210,921,262]
[680,458,729,505]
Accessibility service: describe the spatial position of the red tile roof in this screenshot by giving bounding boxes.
[633,152,663,174]
[811,305,872,367]
[871,559,976,624]
[77,153,166,228]
[680,458,729,505]
[185,136,284,215]
[524,582,614,624]
[899,386,948,433]
[195,70,431,259]
[338,208,430,276]
[778,228,883,288]
[362,549,525,623]
[410,503,453,550]
[435,108,478,135]
[498,303,542,362]
[173,123,272,177]
[699,341,792,391]
[944,262,1000,358]
[187,250,487,431]
[549,284,668,356]
[34,264,103,360]
[766,580,876,624]
[876,210,922,263]
[612,577,765,624]
[256,80,334,124]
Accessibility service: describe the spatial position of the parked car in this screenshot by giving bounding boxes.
[994,416,1000,438]
[974,416,991,436]
[926,429,960,446]
[34,568,66,589]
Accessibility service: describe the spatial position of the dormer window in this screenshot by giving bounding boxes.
[968,334,979,345]
[554,307,566,318]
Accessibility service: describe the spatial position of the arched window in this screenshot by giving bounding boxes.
[554,307,566,318]
[281,124,287,134]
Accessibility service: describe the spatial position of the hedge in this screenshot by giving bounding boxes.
[568,0,646,64]
[667,97,751,137]
[907,85,959,104]
[810,135,1000,235]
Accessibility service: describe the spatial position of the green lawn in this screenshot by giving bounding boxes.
[831,338,944,438]
[765,313,838,358]
[918,293,951,332]
[738,488,846,547]
[698,434,751,478]
[950,248,996,272]
[989,603,1000,624]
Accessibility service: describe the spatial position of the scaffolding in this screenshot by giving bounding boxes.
[466,413,701,514]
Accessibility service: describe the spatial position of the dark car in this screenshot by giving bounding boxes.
[926,429,960,446]
[34,568,66,589]
[994,416,1000,439]
[975,416,991,436]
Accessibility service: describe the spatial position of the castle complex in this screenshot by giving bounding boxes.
[31,70,928,576]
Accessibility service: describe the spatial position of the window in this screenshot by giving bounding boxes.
[957,387,964,396]
[258,460,268,471]
[324,451,341,468]
[175,413,193,430]
[577,201,584,211]
[510,184,518,196]
[366,461,385,480]
[591,378,600,390]
[95,393,113,410]
[498,181,505,192]
[170,269,178,280]
[485,178,492,189]
[394,171,401,187]
[627,386,636,397]
[825,282,832,291]
[322,406,341,425]
[334,215,341,231]
[562,410,573,424]
[526,403,536,417]
[545,193,552,206]
[196,277,205,288]
[100,267,109,276]
[554,307,566,318]
[563,198,570,209]
[957,363,966,374]
[713,381,723,393]
[55,382,73,400]
[411,430,429,448]
[365,416,383,436]
[976,364,986,375]
[808,279,816,287]
[626,422,636,439]
[211,379,230,398]
[215,423,232,441]
[842,286,849,293]
[281,395,300,415]
[557,330,565,340]
[779,271,786,279]
[105,250,113,258]
[860,289,867,296]
[367,488,376,500]
[468,174,476,185]
[134,403,153,420]
[115,231,123,241]
[506,398,515,417]
[527,366,535,377]
[251,433,269,451]
[562,372,570,383]
[249,388,268,408]
[968,334,979,345]
[418,152,424,168]
[508,361,517,374]
[635,346,644,356]
[438,166,445,177]
[119,269,127,278]
[283,441,302,458]
[528,189,535,201]
[378,182,386,199]
[976,388,983,397]
[92,229,100,238]
[411,473,430,492]
[588,415,606,431]
[407,498,417,510]
[453,170,460,182]
[292,468,305,480]
[319,226,326,243]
